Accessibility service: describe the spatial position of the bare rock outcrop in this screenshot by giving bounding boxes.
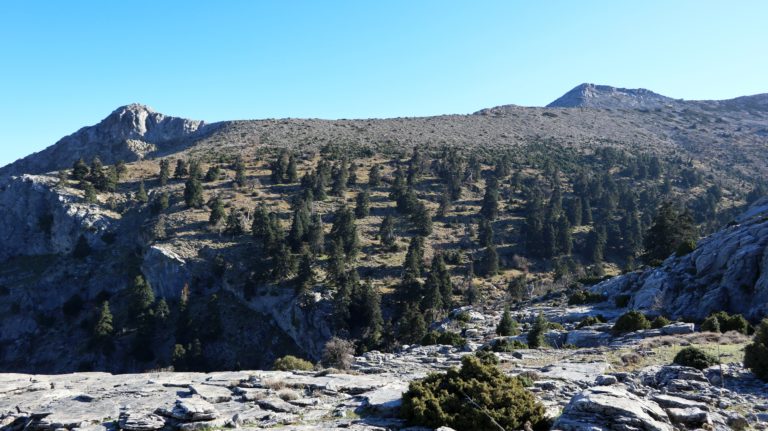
[0,174,115,261]
[592,198,768,321]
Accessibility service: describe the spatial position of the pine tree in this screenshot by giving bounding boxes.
[208,197,225,226]
[313,169,328,200]
[204,165,221,182]
[271,150,290,184]
[437,188,452,218]
[332,269,356,331]
[93,301,114,340]
[496,306,518,336]
[421,271,444,315]
[129,275,155,318]
[397,304,427,344]
[347,162,358,186]
[430,252,453,310]
[184,177,204,208]
[379,214,397,250]
[478,217,494,248]
[368,165,381,187]
[89,157,103,180]
[329,205,359,260]
[332,159,349,196]
[159,159,170,186]
[286,155,299,183]
[556,215,573,255]
[586,225,607,264]
[72,158,89,181]
[295,249,315,295]
[252,205,280,252]
[152,192,170,214]
[478,245,499,278]
[567,197,583,226]
[234,157,247,187]
[355,190,370,218]
[307,212,325,255]
[174,159,189,179]
[644,202,697,263]
[224,209,245,236]
[356,280,383,349]
[527,313,548,348]
[402,236,425,280]
[508,276,527,301]
[271,243,297,279]
[136,181,148,203]
[191,160,206,180]
[83,182,97,204]
[480,179,500,220]
[288,204,310,251]
[411,202,433,236]
[464,261,481,305]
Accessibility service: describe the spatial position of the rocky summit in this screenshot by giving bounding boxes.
[0,84,767,430]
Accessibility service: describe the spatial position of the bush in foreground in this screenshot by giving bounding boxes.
[744,319,768,381]
[401,354,548,431]
[321,337,355,370]
[273,355,314,371]
[612,310,651,334]
[673,346,718,370]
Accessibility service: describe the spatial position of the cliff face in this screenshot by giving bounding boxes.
[0,175,115,261]
[592,198,768,321]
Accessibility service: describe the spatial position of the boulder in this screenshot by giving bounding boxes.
[660,322,694,335]
[157,397,219,422]
[118,413,166,431]
[666,407,709,426]
[553,385,673,431]
[566,330,612,348]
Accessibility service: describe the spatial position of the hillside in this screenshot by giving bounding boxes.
[0,84,767,430]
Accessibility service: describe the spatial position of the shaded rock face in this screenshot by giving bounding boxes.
[0,104,205,179]
[0,175,114,261]
[592,198,768,321]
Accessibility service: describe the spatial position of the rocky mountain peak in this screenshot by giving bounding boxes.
[547,83,676,109]
[0,104,205,179]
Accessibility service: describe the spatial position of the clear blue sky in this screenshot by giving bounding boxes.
[1,1,766,167]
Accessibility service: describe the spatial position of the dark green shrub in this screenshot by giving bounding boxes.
[401,355,548,431]
[614,294,631,308]
[612,311,651,334]
[567,289,604,305]
[744,319,768,381]
[651,316,671,329]
[422,331,465,347]
[489,338,528,352]
[576,315,606,329]
[700,314,721,332]
[273,355,314,371]
[496,307,519,336]
[673,346,718,370]
[527,313,548,349]
[454,311,471,323]
[700,311,750,335]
